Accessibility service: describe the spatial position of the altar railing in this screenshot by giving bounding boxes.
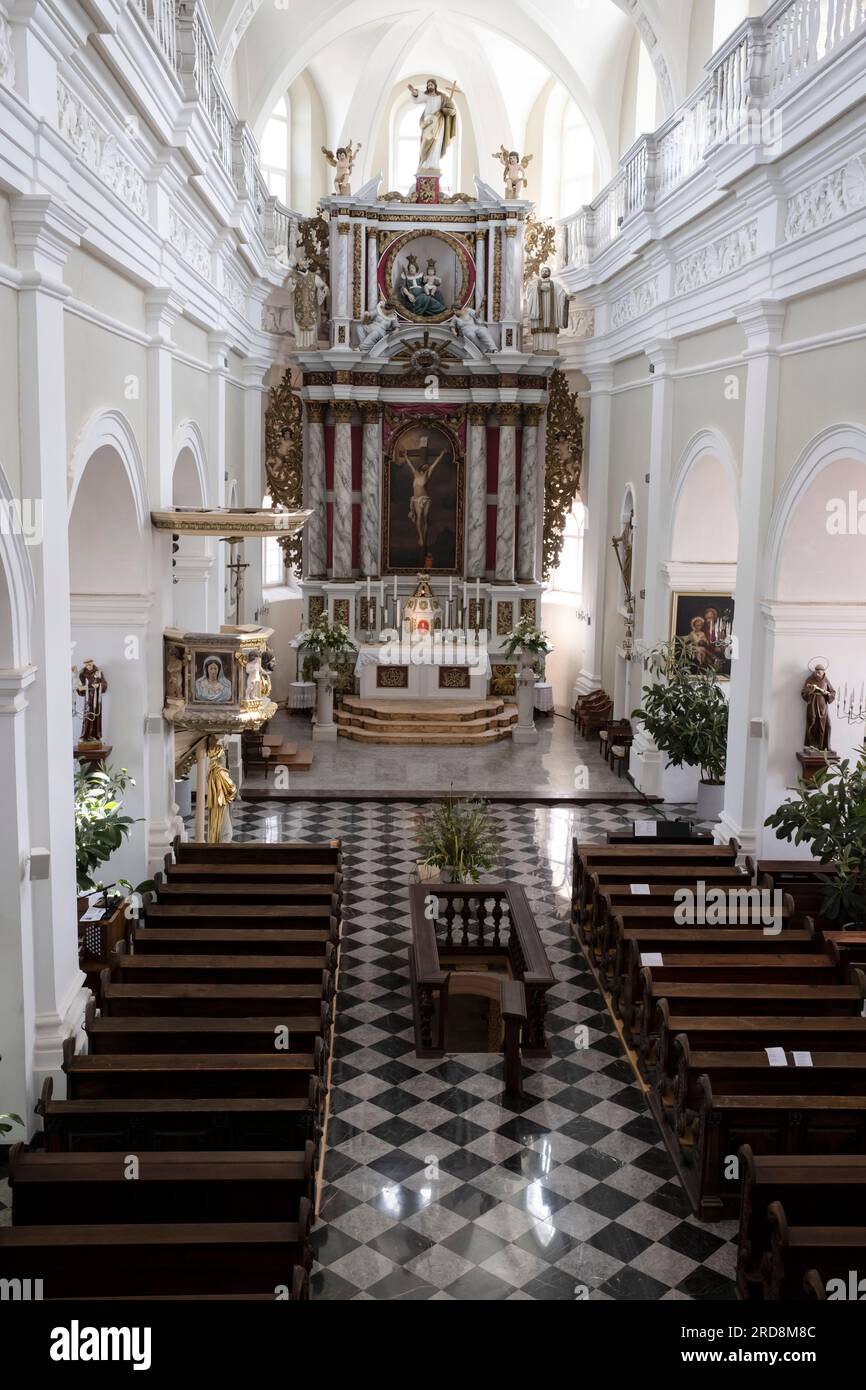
[558,0,866,271]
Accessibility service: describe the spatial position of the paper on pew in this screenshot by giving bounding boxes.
[80,907,106,923]
[793,1051,813,1067]
[634,821,657,837]
[765,1047,788,1067]
[640,952,664,967]
[630,884,650,895]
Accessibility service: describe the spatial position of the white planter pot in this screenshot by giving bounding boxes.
[696,780,725,821]
[660,761,701,803]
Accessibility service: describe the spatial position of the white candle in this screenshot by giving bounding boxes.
[366,576,371,603]
[396,600,402,625]
[449,576,453,601]
[380,580,385,606]
[475,578,480,606]
[393,575,398,601]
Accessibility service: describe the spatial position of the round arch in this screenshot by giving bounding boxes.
[68,409,148,532]
[172,421,210,508]
[765,424,866,601]
[668,426,739,562]
[0,460,36,669]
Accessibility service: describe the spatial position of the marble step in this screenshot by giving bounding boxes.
[336,710,516,735]
[268,748,314,770]
[335,724,516,746]
[339,696,509,724]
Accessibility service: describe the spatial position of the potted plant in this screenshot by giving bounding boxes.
[764,747,866,923]
[296,615,356,670]
[415,795,498,883]
[74,766,140,900]
[632,639,728,819]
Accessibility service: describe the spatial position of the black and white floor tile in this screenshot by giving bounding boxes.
[226,796,738,1302]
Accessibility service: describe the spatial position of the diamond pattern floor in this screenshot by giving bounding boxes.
[221,797,738,1301]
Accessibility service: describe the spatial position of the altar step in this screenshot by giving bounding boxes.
[334,697,517,745]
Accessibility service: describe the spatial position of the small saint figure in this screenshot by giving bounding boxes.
[286,255,329,350]
[76,659,108,745]
[802,660,837,754]
[493,146,533,199]
[526,265,569,336]
[322,141,361,197]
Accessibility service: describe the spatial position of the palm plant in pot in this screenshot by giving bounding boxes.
[764,747,866,924]
[415,795,498,883]
[632,639,728,819]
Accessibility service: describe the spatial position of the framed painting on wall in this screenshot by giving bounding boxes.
[382,419,464,574]
[670,592,735,680]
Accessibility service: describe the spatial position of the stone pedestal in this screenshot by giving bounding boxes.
[312,664,338,741]
[512,663,538,745]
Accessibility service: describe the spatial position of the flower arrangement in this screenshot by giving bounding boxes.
[501,614,553,661]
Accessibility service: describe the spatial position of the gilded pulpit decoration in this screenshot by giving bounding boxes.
[333,599,350,627]
[542,369,584,580]
[264,370,304,569]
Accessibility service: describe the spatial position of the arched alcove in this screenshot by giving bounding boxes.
[761,432,866,857]
[68,417,150,886]
[671,453,739,564]
[172,426,213,632]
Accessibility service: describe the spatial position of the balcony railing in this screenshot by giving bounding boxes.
[129,0,298,261]
[558,0,866,271]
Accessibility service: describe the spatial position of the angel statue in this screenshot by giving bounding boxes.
[450,303,497,354]
[358,300,398,352]
[493,146,533,199]
[322,141,361,197]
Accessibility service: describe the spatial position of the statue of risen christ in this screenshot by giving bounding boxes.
[407,79,458,174]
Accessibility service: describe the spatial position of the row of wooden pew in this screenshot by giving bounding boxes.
[0,837,342,1300]
[573,837,866,1300]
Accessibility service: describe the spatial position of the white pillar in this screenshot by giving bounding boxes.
[574,366,613,696]
[304,401,328,577]
[474,231,486,312]
[466,404,488,579]
[0,667,38,1132]
[313,664,338,741]
[512,661,539,744]
[331,402,354,579]
[332,218,351,349]
[208,330,232,629]
[717,303,785,854]
[12,194,89,1095]
[366,229,378,312]
[242,357,269,615]
[359,402,381,577]
[495,405,518,582]
[517,405,542,582]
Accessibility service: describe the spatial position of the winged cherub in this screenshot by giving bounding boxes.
[322,140,362,196]
[493,146,533,199]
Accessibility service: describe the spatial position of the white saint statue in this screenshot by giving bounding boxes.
[526,266,569,351]
[407,79,458,175]
[450,304,497,354]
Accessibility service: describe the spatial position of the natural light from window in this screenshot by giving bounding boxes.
[261,96,290,202]
[548,498,586,598]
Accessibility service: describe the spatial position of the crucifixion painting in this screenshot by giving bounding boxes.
[384,422,462,573]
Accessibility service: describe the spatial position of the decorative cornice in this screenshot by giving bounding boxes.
[70,592,155,625]
[785,151,866,243]
[674,221,758,296]
[610,277,659,330]
[761,601,866,634]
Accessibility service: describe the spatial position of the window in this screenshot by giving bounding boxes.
[560,102,595,217]
[392,88,458,192]
[261,96,289,202]
[549,499,586,597]
[261,494,286,587]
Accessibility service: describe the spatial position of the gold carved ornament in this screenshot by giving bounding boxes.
[264,370,304,570]
[543,369,584,580]
[297,212,330,276]
[523,214,557,288]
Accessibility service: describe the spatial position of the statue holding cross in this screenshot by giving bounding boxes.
[407,78,459,174]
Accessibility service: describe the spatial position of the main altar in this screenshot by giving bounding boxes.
[264,85,580,740]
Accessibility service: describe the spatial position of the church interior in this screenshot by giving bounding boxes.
[2,0,866,1334]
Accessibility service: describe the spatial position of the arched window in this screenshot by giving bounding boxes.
[391,89,458,192]
[549,498,586,596]
[261,494,286,587]
[559,101,595,217]
[261,96,290,202]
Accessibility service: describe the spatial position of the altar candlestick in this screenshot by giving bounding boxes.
[393,575,398,602]
[449,576,453,602]
[366,576,371,602]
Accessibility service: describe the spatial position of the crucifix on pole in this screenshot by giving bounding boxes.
[224,537,249,624]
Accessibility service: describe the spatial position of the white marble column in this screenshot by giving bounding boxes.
[359,402,381,577]
[717,304,786,854]
[331,401,354,579]
[0,666,38,1131]
[466,404,488,578]
[495,405,519,582]
[332,218,351,349]
[12,194,89,1098]
[517,404,542,582]
[574,367,613,696]
[367,230,378,313]
[304,401,328,577]
[241,357,270,613]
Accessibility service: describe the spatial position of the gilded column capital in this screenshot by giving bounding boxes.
[332,401,355,424]
[305,400,327,424]
[358,401,382,424]
[468,403,489,427]
[522,404,544,426]
[497,404,521,426]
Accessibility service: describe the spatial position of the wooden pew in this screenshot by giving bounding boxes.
[108,945,335,986]
[692,1077,866,1220]
[735,1147,866,1298]
[572,838,740,923]
[640,966,866,1054]
[84,999,330,1055]
[144,902,338,928]
[8,1144,316,1225]
[761,1201,866,1300]
[38,1076,322,1153]
[155,882,339,908]
[128,925,338,955]
[165,862,342,887]
[673,1038,866,1136]
[653,1008,866,1088]
[172,839,340,867]
[62,1036,325,1101]
[99,973,333,1018]
[595,895,797,970]
[590,871,761,957]
[0,1209,313,1299]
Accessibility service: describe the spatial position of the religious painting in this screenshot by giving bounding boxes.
[382,420,464,574]
[191,650,236,705]
[671,593,735,680]
[378,230,475,325]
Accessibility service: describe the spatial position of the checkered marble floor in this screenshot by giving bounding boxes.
[225,796,738,1302]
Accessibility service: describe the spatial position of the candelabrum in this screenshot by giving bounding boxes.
[836,681,866,725]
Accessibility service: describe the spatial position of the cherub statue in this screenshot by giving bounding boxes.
[493,146,533,199]
[450,303,497,354]
[322,141,361,197]
[358,300,398,352]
